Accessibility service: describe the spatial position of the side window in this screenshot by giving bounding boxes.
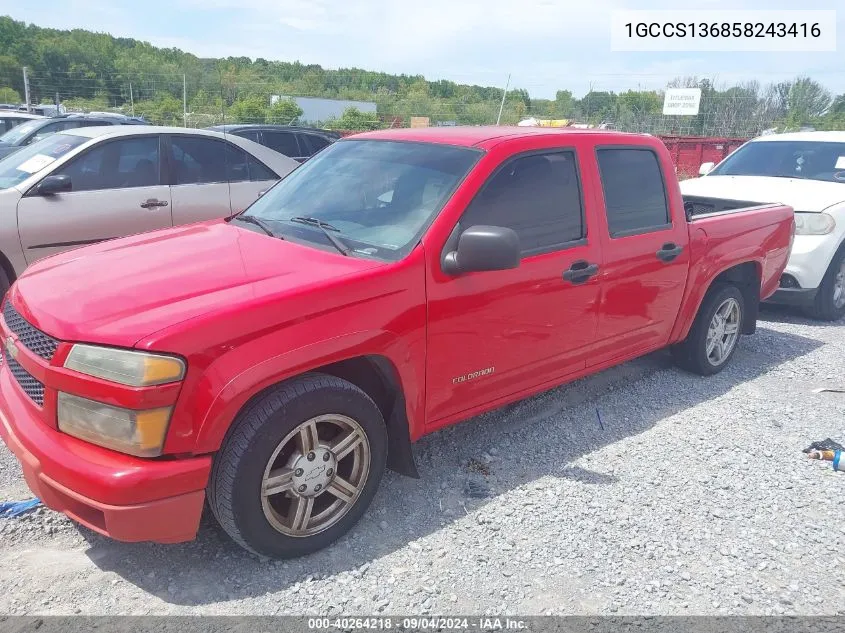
[460,151,584,255]
[247,155,278,182]
[596,148,670,237]
[299,133,330,155]
[234,130,261,143]
[54,136,160,192]
[171,136,250,184]
[263,131,301,157]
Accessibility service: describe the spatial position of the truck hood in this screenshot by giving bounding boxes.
[680,175,845,212]
[11,221,382,347]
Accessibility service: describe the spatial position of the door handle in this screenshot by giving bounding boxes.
[140,199,168,209]
[656,243,683,262]
[562,260,599,284]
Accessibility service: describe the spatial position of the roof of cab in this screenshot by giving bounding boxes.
[348,125,646,148]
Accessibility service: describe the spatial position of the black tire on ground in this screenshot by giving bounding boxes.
[671,283,745,376]
[804,246,845,322]
[0,267,10,297]
[207,372,388,559]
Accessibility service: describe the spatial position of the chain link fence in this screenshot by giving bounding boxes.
[10,68,845,138]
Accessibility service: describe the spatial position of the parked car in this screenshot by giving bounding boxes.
[0,111,45,135]
[0,125,299,291]
[681,131,845,320]
[207,124,340,162]
[0,113,148,159]
[0,126,793,558]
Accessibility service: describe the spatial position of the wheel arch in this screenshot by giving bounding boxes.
[202,352,419,479]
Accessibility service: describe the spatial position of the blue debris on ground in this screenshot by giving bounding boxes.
[0,498,41,518]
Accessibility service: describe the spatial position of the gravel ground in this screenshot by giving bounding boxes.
[0,306,844,616]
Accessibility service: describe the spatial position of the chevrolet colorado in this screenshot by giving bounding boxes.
[0,127,794,558]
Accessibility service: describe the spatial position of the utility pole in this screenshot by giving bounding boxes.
[183,74,187,127]
[129,82,135,117]
[22,67,31,112]
[496,73,511,125]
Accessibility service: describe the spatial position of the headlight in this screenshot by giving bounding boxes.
[64,344,185,386]
[794,212,835,235]
[57,392,171,457]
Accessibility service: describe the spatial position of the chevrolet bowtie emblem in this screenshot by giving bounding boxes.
[4,336,17,360]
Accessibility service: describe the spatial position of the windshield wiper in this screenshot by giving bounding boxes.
[229,214,278,238]
[289,216,351,256]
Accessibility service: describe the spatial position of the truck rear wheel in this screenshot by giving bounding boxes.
[672,284,745,376]
[208,373,387,558]
[805,247,845,321]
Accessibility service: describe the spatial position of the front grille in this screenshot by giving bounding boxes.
[2,302,59,361]
[6,354,45,406]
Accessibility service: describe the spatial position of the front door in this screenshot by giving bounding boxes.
[17,134,171,264]
[425,147,602,425]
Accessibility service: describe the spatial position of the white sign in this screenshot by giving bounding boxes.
[16,154,56,174]
[663,88,701,116]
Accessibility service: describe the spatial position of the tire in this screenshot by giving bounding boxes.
[0,267,9,297]
[804,247,845,322]
[672,283,745,376]
[208,373,387,559]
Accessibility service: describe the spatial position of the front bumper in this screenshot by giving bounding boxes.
[781,233,842,290]
[765,287,818,308]
[0,364,211,544]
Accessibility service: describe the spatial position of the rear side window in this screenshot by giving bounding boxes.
[299,133,330,155]
[233,129,261,143]
[461,151,584,255]
[248,155,277,181]
[263,131,300,157]
[171,136,254,184]
[596,148,669,237]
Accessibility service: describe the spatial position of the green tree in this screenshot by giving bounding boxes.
[267,97,303,124]
[325,107,381,131]
[0,86,20,102]
[228,94,267,124]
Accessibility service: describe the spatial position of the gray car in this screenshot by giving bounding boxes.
[0,125,299,292]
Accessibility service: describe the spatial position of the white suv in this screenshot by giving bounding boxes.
[680,131,845,321]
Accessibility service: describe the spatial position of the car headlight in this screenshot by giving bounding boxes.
[57,392,171,457]
[64,344,185,386]
[794,212,835,235]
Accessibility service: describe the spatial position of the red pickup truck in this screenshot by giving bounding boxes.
[0,127,793,559]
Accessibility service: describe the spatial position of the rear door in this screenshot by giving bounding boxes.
[425,143,602,423]
[587,145,690,366]
[17,134,171,264]
[167,135,277,225]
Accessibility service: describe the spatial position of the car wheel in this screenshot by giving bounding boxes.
[208,373,387,559]
[672,284,745,376]
[805,247,845,321]
[0,267,9,297]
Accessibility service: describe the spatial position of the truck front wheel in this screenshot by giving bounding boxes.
[672,284,745,376]
[208,373,388,558]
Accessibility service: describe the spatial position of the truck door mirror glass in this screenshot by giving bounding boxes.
[443,225,520,275]
[699,162,715,176]
[37,174,72,195]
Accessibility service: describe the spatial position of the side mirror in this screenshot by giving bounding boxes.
[37,174,72,196]
[442,225,520,275]
[698,162,715,176]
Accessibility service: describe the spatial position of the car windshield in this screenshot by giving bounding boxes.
[241,139,481,260]
[0,133,88,190]
[710,140,845,183]
[0,118,44,145]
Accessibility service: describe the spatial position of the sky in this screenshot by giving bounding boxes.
[1,0,842,99]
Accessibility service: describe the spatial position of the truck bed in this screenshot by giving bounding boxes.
[683,194,767,218]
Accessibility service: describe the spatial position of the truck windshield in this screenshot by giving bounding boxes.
[240,139,481,260]
[710,140,845,183]
[0,133,87,190]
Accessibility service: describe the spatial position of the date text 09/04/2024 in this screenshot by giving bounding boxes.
[307,617,528,630]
